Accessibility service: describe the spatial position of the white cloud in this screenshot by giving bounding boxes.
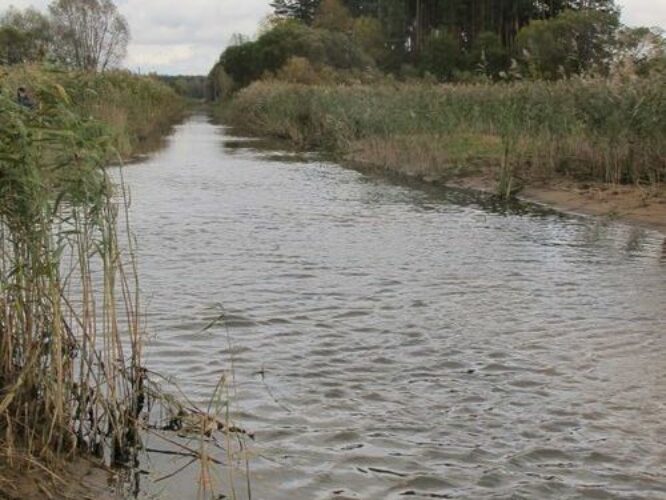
[3,0,50,8]
[126,44,195,68]
[118,0,272,74]
[617,0,666,28]
[3,0,665,74]
[3,0,271,74]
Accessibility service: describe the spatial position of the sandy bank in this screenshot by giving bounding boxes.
[448,173,666,234]
[0,457,115,500]
[346,140,666,235]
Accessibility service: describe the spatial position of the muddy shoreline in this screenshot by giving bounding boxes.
[1,456,116,500]
[221,120,666,235]
[344,154,666,235]
[446,173,666,235]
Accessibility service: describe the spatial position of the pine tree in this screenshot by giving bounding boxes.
[383,0,618,56]
[270,0,620,72]
[343,0,380,17]
[270,0,322,24]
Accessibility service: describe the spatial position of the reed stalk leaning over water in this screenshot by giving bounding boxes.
[1,71,252,499]
[0,70,147,477]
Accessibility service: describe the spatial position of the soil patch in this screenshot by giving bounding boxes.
[0,457,115,500]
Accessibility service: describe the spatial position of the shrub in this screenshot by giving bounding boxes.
[515,9,620,79]
[219,19,374,89]
[420,30,463,81]
[352,15,389,66]
[469,31,510,78]
[277,56,321,84]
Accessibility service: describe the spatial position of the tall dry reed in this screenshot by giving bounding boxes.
[3,65,186,159]
[0,67,146,476]
[1,66,250,499]
[226,76,666,196]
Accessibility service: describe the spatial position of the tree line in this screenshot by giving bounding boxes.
[158,75,208,99]
[209,0,664,97]
[0,0,129,72]
[272,0,618,52]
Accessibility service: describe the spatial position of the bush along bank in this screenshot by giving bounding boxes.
[224,77,666,205]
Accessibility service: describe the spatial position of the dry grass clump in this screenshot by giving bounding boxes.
[350,133,503,181]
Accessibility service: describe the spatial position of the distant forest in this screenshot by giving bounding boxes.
[271,0,617,51]
[208,0,663,99]
[158,75,207,99]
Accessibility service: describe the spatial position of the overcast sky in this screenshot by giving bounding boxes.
[3,0,666,75]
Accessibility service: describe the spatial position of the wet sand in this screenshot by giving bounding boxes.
[449,173,666,234]
[0,457,114,500]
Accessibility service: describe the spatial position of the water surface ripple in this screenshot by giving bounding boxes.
[121,116,666,499]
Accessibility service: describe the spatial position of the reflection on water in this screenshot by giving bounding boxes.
[624,227,649,254]
[119,115,666,499]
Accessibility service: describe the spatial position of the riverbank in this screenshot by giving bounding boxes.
[349,153,666,233]
[223,79,666,233]
[0,457,115,500]
[454,172,666,233]
[0,67,187,499]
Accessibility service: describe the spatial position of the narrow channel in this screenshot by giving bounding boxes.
[121,115,666,499]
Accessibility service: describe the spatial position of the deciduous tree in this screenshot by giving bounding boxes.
[352,15,389,64]
[49,0,129,71]
[314,0,353,32]
[516,8,619,79]
[614,26,666,76]
[0,7,52,65]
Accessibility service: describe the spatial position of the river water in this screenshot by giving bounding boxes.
[121,115,666,499]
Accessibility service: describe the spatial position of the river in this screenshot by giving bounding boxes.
[120,115,666,499]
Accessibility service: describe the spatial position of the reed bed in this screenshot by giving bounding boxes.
[226,76,666,195]
[0,70,245,498]
[3,65,186,159]
[0,69,146,489]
